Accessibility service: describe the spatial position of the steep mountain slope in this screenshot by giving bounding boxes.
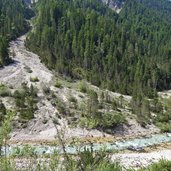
[26,0,171,100]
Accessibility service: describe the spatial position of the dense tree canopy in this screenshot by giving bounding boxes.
[26,0,171,98]
[0,0,27,66]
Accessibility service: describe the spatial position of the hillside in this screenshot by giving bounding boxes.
[0,0,170,143]
[26,0,171,100]
[0,0,171,170]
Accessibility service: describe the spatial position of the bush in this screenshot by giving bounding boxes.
[19,108,34,120]
[69,96,77,103]
[156,122,171,132]
[56,98,67,115]
[155,112,171,123]
[0,84,11,97]
[79,117,97,129]
[30,76,39,82]
[112,99,118,110]
[72,67,86,79]
[80,111,126,129]
[99,112,126,128]
[13,85,38,120]
[55,79,62,88]
[154,112,171,132]
[79,81,88,93]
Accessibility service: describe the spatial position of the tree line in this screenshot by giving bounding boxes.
[26,0,171,99]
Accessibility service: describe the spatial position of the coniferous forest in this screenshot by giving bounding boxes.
[26,0,171,99]
[0,0,28,66]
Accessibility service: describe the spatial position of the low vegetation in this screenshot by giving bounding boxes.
[13,84,38,120]
[0,84,11,97]
[0,140,171,171]
[30,76,39,82]
[139,160,171,171]
[0,100,6,125]
[55,79,62,88]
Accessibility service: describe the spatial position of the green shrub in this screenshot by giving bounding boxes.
[112,99,118,110]
[13,85,38,120]
[154,112,171,132]
[80,110,126,129]
[79,81,88,93]
[30,76,39,82]
[56,98,67,115]
[69,96,77,103]
[0,84,11,97]
[72,67,86,79]
[79,117,97,129]
[140,160,171,171]
[156,122,171,132]
[155,112,171,123]
[19,108,34,120]
[55,79,62,88]
[99,112,126,128]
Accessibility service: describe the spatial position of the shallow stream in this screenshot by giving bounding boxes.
[2,133,171,155]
